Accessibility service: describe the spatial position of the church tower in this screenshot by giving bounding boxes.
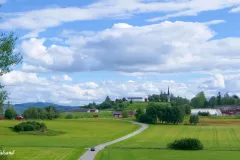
[167,86,170,103]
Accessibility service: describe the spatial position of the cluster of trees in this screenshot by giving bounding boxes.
[83,96,129,111]
[136,103,185,124]
[148,92,189,106]
[190,92,240,108]
[22,106,60,120]
[82,102,97,109]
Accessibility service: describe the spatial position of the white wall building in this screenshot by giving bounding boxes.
[191,109,222,116]
[127,97,145,102]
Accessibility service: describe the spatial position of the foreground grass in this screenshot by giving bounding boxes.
[111,124,240,150]
[0,119,139,160]
[4,147,83,160]
[96,117,240,160]
[96,149,240,160]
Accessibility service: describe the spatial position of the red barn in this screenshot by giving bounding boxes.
[16,116,24,120]
[0,116,4,120]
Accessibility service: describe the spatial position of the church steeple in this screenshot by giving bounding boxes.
[167,86,170,103]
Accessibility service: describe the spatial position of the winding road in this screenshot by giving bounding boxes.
[79,121,148,160]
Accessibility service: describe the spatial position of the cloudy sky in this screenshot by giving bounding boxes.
[0,0,240,105]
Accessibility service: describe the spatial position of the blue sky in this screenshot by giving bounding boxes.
[0,0,240,105]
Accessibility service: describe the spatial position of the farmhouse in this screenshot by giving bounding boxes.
[113,111,122,118]
[191,109,222,116]
[127,97,144,102]
[112,111,136,118]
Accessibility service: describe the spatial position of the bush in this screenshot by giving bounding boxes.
[137,114,154,124]
[122,110,129,118]
[198,112,210,116]
[180,104,191,115]
[65,114,73,119]
[13,121,47,132]
[189,115,199,125]
[135,108,144,119]
[168,138,204,150]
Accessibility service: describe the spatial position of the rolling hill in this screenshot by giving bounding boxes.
[4,102,79,114]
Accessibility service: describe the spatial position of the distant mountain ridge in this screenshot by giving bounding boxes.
[4,102,79,114]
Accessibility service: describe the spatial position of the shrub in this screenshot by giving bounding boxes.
[65,114,73,119]
[13,121,47,132]
[168,138,204,150]
[189,115,199,125]
[198,112,210,116]
[137,114,154,124]
[180,104,191,115]
[135,108,144,119]
[122,110,129,118]
[236,116,240,119]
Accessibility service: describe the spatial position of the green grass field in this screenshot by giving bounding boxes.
[0,119,140,160]
[96,149,240,160]
[59,111,113,119]
[96,117,240,160]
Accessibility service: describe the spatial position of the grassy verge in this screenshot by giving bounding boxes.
[0,119,140,160]
[96,116,240,160]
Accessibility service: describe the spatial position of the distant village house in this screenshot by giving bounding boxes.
[112,111,136,118]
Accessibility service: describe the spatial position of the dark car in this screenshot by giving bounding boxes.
[90,147,95,151]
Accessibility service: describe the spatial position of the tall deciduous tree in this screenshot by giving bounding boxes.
[4,105,18,119]
[191,92,207,108]
[209,96,217,108]
[0,32,22,115]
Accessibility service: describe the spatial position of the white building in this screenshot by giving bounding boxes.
[127,97,145,102]
[191,109,222,116]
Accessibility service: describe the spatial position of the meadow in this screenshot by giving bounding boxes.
[96,117,240,160]
[0,119,140,160]
[59,111,113,119]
